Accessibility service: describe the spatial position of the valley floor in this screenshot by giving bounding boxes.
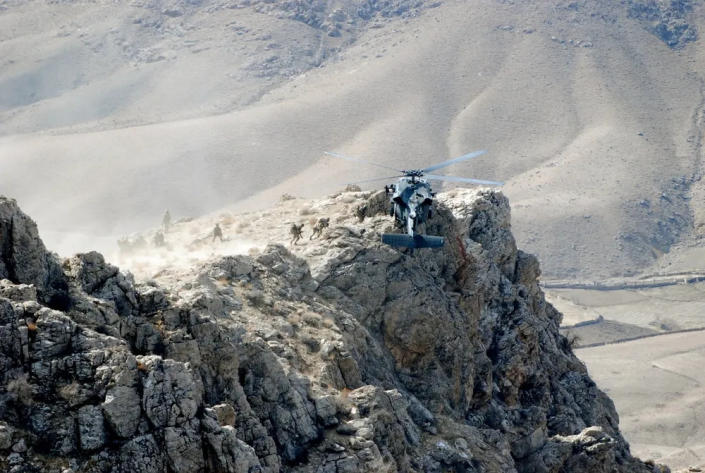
[578,331,705,473]
[549,283,705,472]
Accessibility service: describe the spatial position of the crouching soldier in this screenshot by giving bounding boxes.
[310,217,330,240]
[213,223,224,242]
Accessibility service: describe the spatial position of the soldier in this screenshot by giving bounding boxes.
[310,217,330,240]
[355,203,367,223]
[153,231,166,247]
[213,223,223,242]
[162,210,171,233]
[290,223,304,245]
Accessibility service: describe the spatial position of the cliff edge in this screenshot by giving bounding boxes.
[0,190,665,473]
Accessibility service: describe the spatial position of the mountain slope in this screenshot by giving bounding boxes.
[1,0,704,279]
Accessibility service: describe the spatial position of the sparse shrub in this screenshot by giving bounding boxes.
[302,312,321,327]
[287,313,301,327]
[26,321,38,332]
[7,373,33,406]
[299,206,313,216]
[216,277,230,286]
[280,193,296,201]
[332,388,353,416]
[567,333,581,349]
[650,317,680,331]
[58,381,81,402]
[220,214,235,225]
[137,361,149,372]
[344,185,361,192]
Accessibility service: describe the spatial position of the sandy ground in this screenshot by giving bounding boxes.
[115,190,377,280]
[579,331,705,472]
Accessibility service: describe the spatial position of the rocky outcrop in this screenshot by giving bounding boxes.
[0,197,68,310]
[627,0,697,48]
[239,0,430,36]
[0,191,666,473]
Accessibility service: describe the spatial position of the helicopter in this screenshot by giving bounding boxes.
[324,150,503,249]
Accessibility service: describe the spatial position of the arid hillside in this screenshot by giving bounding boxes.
[1,0,705,279]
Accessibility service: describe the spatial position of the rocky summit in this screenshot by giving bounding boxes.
[0,191,665,473]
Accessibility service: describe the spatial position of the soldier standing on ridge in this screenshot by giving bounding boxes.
[162,210,171,233]
[290,223,304,245]
[213,223,223,242]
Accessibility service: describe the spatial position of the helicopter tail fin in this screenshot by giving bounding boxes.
[381,233,445,249]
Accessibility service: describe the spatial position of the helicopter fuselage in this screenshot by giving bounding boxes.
[324,148,499,250]
[390,176,434,236]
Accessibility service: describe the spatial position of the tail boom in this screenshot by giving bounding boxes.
[381,233,445,249]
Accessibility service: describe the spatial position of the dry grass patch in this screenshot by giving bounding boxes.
[7,373,33,405]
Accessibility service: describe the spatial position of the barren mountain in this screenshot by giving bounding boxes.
[0,190,666,472]
[1,0,705,278]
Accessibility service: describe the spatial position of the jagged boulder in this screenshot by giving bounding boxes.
[0,197,68,310]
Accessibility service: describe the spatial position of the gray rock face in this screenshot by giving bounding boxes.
[140,356,202,429]
[0,191,666,473]
[102,385,141,438]
[0,197,68,310]
[78,404,105,451]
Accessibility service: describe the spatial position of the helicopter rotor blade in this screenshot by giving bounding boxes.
[420,150,487,173]
[346,175,399,185]
[425,174,504,186]
[324,151,403,173]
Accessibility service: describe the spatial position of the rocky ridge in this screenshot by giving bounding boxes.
[234,0,431,37]
[0,191,666,473]
[627,0,698,48]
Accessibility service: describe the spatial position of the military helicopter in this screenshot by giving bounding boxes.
[324,150,503,249]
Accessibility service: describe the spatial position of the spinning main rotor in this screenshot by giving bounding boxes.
[323,150,503,187]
